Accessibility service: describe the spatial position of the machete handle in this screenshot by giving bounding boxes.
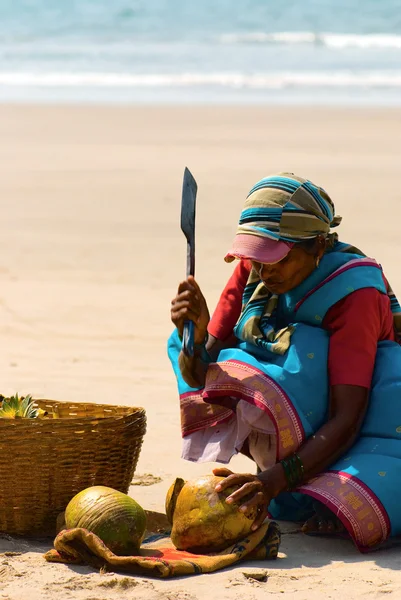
[182,320,194,357]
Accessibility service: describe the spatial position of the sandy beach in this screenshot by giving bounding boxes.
[0,104,401,599]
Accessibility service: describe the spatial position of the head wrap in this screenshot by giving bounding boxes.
[226,172,342,263]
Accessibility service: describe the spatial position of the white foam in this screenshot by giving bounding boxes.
[0,71,401,89]
[323,33,401,49]
[219,31,401,50]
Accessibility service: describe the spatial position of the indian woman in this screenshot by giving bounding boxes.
[168,172,401,552]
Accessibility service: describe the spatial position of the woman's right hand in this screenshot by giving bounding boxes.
[171,276,210,345]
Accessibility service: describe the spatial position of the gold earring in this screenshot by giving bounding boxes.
[316,256,320,268]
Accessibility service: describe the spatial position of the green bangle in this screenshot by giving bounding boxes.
[280,453,304,490]
[294,453,304,478]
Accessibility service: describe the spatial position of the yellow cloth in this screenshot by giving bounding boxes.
[44,521,281,578]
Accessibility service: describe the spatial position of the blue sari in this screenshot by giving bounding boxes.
[168,250,401,552]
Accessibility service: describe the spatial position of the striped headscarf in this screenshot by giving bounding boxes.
[235,172,341,243]
[230,173,401,354]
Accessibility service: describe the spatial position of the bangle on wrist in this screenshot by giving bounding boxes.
[280,453,304,490]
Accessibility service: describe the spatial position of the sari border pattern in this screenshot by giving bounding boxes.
[203,359,305,459]
[298,470,391,551]
[180,390,233,437]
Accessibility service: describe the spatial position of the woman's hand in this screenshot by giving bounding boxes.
[213,467,277,531]
[171,276,210,345]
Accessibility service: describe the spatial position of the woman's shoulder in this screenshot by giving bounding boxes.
[325,287,395,342]
[326,287,396,388]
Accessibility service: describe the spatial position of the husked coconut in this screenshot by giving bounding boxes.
[166,475,257,553]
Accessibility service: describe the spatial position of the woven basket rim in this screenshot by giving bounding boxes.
[35,398,145,409]
[0,398,145,424]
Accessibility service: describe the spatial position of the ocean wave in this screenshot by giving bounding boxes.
[219,31,401,50]
[1,71,401,89]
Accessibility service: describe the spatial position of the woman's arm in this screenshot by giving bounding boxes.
[177,334,233,388]
[293,384,368,479]
[214,384,369,529]
[172,261,251,387]
[290,288,389,480]
[171,276,211,388]
[215,288,387,527]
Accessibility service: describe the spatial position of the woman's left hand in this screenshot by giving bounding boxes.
[213,467,274,531]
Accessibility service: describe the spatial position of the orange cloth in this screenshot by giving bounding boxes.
[44,521,281,578]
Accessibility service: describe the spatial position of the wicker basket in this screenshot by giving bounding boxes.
[0,399,146,536]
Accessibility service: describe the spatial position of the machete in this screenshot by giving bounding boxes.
[180,167,197,357]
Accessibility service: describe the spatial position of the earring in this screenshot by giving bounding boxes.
[316,256,320,268]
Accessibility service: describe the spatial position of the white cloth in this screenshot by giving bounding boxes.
[181,399,277,471]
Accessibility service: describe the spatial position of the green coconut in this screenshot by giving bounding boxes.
[65,486,147,556]
[167,474,257,553]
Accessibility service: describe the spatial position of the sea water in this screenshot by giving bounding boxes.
[1,0,400,104]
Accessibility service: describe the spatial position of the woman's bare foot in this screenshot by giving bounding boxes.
[302,501,347,536]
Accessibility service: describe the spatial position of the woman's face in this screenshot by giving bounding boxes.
[251,244,322,295]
